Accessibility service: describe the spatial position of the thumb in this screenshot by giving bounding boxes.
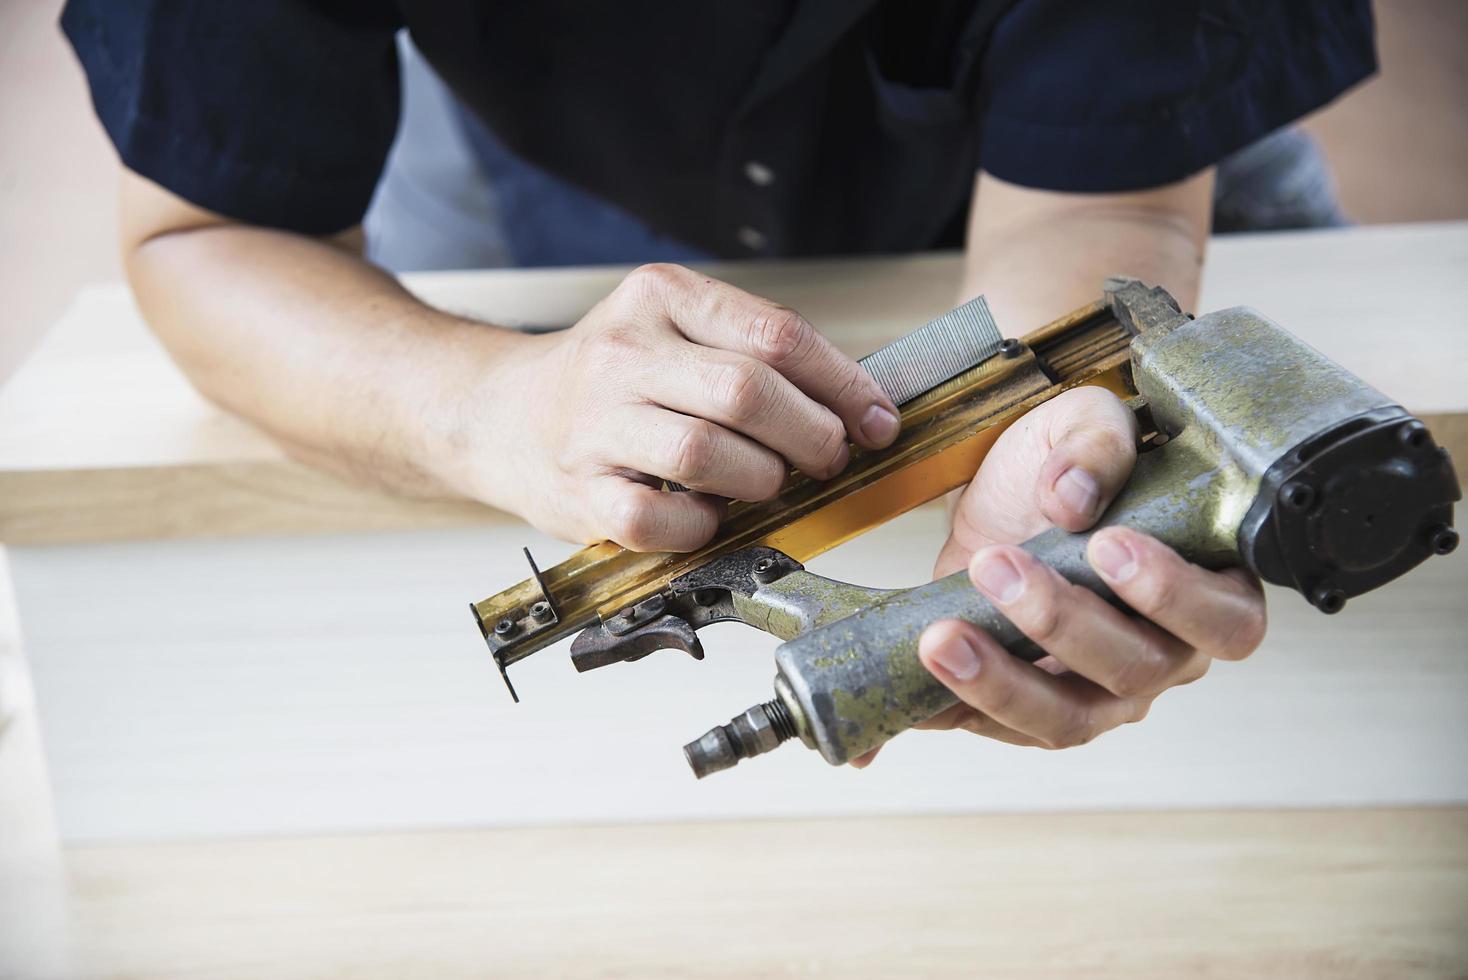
[1033,386,1138,532]
[936,385,1137,578]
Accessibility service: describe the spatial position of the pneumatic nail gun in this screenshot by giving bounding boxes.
[469,278,1460,777]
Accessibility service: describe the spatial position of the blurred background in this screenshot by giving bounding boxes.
[2,0,1467,383]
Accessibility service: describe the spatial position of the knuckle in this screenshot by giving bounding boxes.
[1045,709,1098,751]
[581,321,639,361]
[1097,426,1138,464]
[828,361,870,411]
[1108,641,1173,698]
[605,492,657,551]
[1175,655,1212,687]
[1062,385,1118,411]
[977,670,1022,720]
[668,420,719,484]
[749,307,813,364]
[714,360,772,422]
[1019,584,1064,646]
[812,418,849,475]
[1215,603,1267,661]
[1126,699,1152,726]
[1127,562,1180,619]
[959,714,992,737]
[550,440,586,476]
[1073,387,1138,438]
[750,456,787,500]
[626,262,682,295]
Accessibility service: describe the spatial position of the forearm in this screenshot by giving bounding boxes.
[960,169,1214,329]
[122,179,529,502]
[118,170,904,552]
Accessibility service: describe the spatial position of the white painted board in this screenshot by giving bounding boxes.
[10,513,1466,843]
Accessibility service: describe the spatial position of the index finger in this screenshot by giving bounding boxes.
[645,265,901,450]
[1087,527,1268,662]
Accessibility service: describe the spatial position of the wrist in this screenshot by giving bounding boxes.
[405,315,542,508]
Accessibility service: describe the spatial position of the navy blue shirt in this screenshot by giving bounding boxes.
[62,0,1374,258]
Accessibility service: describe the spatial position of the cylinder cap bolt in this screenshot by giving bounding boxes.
[1429,524,1459,556]
[1280,481,1315,512]
[1311,585,1346,615]
[1397,420,1429,450]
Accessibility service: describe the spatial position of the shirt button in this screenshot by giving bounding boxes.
[743,160,775,187]
[736,226,767,251]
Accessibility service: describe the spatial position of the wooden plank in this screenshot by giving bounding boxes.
[54,807,1468,979]
[0,461,504,545]
[10,505,1465,843]
[2,223,1465,544]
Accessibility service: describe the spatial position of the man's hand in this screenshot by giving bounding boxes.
[120,177,897,549]
[856,386,1266,763]
[455,263,901,551]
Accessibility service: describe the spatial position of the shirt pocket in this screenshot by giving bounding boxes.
[864,48,971,142]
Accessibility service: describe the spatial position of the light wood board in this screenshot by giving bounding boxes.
[48,807,1468,979]
[1,222,1466,544]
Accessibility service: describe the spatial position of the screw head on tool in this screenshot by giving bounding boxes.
[1397,420,1429,450]
[999,338,1023,358]
[529,601,553,623]
[1280,481,1315,512]
[1429,524,1459,555]
[752,556,780,584]
[1311,585,1346,614]
[494,617,516,636]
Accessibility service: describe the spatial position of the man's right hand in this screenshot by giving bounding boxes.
[119,174,895,551]
[449,263,901,551]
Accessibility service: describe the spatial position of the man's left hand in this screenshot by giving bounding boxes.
[856,386,1267,764]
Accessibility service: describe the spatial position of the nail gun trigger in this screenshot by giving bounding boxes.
[569,614,706,673]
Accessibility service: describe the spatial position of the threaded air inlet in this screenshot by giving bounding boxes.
[762,699,797,742]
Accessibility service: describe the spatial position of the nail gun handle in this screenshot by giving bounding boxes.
[773,434,1239,766]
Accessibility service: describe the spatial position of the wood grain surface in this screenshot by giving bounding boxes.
[52,807,1468,979]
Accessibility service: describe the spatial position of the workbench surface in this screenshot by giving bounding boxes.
[45,808,1468,978]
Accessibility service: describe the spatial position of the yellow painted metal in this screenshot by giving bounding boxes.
[761,356,1133,566]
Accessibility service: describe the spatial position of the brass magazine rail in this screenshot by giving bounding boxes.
[471,298,1138,696]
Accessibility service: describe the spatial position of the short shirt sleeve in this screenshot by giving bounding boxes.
[62,0,403,234]
[975,0,1376,192]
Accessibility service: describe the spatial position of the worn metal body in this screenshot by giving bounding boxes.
[470,280,1460,777]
